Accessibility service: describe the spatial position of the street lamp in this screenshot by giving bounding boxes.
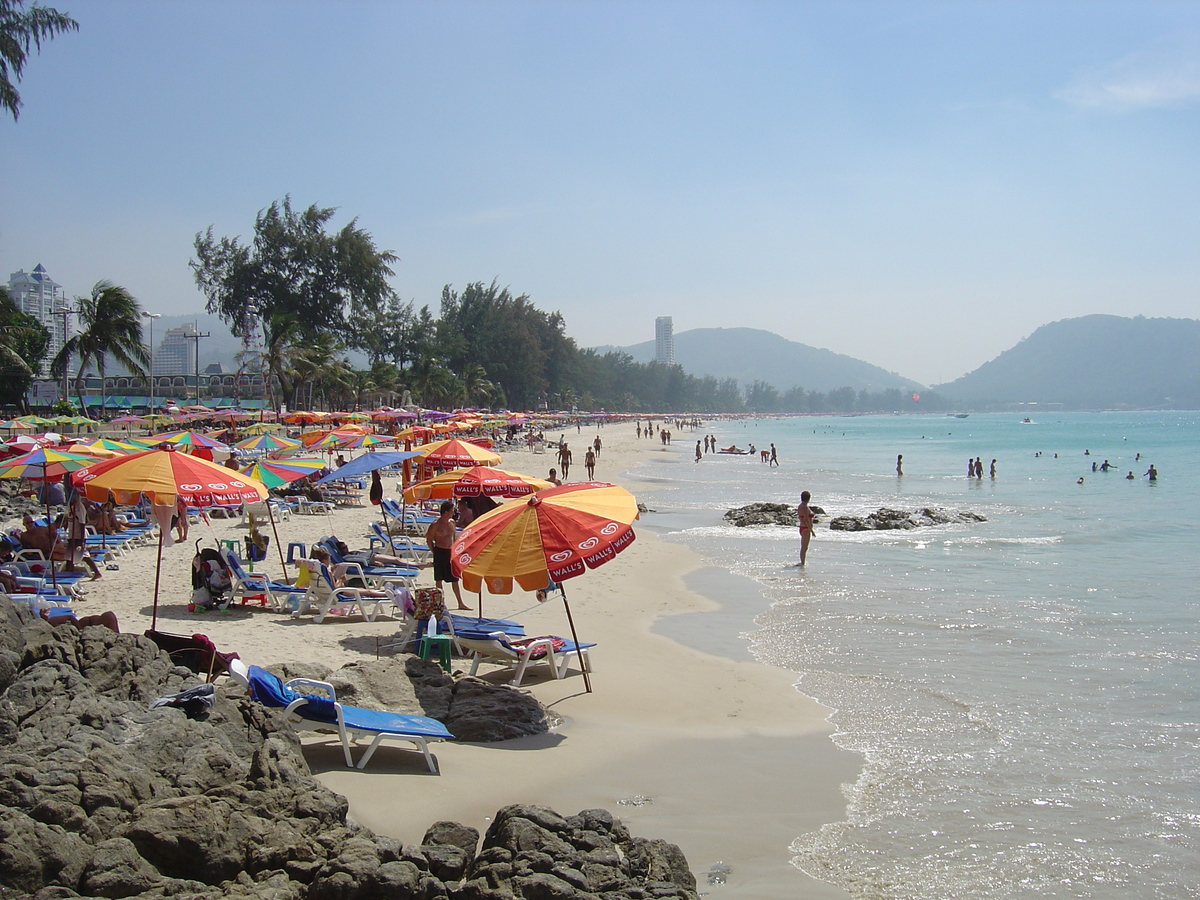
[141,312,160,413]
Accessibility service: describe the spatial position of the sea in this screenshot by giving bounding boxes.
[622,411,1199,900]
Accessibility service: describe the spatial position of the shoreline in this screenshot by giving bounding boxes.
[14,425,861,898]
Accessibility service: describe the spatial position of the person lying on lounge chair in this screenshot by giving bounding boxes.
[310,548,392,599]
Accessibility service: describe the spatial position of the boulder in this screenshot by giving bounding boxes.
[0,597,699,899]
[829,506,988,531]
[724,502,825,527]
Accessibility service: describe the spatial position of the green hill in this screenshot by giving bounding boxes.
[934,315,1200,409]
[597,326,924,394]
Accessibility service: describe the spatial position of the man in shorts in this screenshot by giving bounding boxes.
[426,501,469,609]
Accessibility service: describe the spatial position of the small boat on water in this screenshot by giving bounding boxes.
[947,413,969,419]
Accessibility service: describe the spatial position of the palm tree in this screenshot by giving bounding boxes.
[50,281,149,417]
[0,0,78,121]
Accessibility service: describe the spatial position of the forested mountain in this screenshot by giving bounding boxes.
[598,327,923,394]
[934,315,1200,409]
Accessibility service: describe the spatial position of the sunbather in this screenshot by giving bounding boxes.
[311,548,392,600]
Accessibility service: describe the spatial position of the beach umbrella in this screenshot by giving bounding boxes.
[282,411,325,425]
[394,425,434,442]
[417,438,502,469]
[80,438,143,454]
[109,415,150,428]
[145,430,231,454]
[0,447,100,587]
[234,433,301,455]
[74,447,269,628]
[313,449,424,534]
[239,457,327,489]
[337,433,392,450]
[450,481,640,692]
[403,466,552,502]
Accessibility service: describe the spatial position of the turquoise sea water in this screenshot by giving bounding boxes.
[624,412,1199,899]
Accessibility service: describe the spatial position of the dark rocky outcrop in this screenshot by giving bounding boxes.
[724,502,825,527]
[828,507,987,531]
[0,598,700,899]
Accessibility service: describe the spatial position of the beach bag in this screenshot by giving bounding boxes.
[412,587,445,620]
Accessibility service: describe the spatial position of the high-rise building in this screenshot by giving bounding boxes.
[655,316,675,366]
[7,264,70,376]
[156,325,200,376]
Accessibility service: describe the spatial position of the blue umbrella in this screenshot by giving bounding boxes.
[314,450,423,486]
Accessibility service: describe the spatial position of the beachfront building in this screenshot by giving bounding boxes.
[7,264,72,376]
[655,316,675,366]
[155,325,200,376]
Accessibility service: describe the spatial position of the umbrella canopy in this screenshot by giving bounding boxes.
[337,433,392,450]
[79,438,143,454]
[145,430,230,452]
[0,446,97,481]
[403,465,552,502]
[239,457,327,489]
[282,411,327,424]
[234,433,301,454]
[73,447,268,507]
[417,438,502,469]
[451,482,638,594]
[314,450,423,486]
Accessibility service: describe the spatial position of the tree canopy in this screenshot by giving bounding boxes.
[0,285,50,411]
[50,281,149,414]
[0,0,77,121]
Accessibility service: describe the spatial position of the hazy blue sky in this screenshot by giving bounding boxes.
[3,0,1197,385]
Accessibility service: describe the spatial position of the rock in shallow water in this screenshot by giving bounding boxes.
[828,507,987,531]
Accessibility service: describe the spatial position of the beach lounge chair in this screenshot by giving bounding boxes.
[457,632,595,687]
[218,547,306,611]
[317,537,419,586]
[144,629,240,682]
[230,660,452,772]
[292,560,392,623]
[368,521,430,566]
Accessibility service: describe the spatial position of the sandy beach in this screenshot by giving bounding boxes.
[17,426,861,898]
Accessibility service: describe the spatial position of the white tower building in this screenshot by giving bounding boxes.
[655,316,675,366]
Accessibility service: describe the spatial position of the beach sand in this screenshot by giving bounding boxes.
[24,427,860,898]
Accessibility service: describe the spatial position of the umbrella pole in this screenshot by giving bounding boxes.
[560,587,592,693]
[45,493,58,589]
[151,525,164,631]
[267,503,288,580]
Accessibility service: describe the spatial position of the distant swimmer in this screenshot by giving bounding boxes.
[1077,477,1085,484]
[896,454,903,476]
[975,457,983,478]
[797,491,815,566]
[1145,464,1157,482]
[1126,471,1135,479]
[990,459,997,478]
[1100,460,1112,472]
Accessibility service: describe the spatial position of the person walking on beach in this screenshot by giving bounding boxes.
[426,501,470,610]
[769,443,778,467]
[695,441,703,463]
[593,435,602,459]
[797,491,815,566]
[585,447,596,479]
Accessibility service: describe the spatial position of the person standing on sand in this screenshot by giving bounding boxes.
[426,501,470,610]
[695,440,702,463]
[797,491,815,566]
[585,447,596,479]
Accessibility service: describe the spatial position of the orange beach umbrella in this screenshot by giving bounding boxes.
[417,438,501,468]
[450,481,639,692]
[403,465,552,502]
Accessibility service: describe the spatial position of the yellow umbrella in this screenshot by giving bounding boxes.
[416,438,502,468]
[450,482,639,693]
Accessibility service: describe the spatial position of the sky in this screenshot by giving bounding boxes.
[2,0,1197,387]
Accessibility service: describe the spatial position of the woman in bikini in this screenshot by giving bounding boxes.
[797,491,815,566]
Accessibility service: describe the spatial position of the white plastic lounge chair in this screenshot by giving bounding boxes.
[292,560,391,623]
[369,521,431,566]
[457,632,595,687]
[230,660,452,772]
[218,547,306,611]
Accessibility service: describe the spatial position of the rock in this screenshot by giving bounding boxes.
[724,502,826,527]
[0,596,700,900]
[828,506,988,531]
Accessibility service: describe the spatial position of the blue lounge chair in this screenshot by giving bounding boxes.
[232,661,452,772]
[218,547,306,611]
